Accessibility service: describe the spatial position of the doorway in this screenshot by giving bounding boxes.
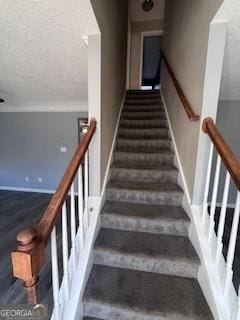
[141,34,163,90]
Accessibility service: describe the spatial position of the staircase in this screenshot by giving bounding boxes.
[82,90,213,319]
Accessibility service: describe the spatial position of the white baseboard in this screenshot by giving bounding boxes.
[160,89,192,205]
[0,186,55,194]
[100,92,126,200]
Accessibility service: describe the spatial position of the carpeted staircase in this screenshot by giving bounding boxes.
[82,90,213,319]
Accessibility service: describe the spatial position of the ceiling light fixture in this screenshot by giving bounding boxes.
[142,0,154,12]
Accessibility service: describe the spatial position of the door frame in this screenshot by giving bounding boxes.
[139,30,163,89]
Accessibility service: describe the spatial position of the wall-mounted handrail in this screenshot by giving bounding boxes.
[160,50,200,121]
[202,117,240,190]
[11,118,97,307]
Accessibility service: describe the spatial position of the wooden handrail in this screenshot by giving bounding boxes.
[203,117,240,190]
[11,118,97,304]
[37,118,96,243]
[160,50,199,121]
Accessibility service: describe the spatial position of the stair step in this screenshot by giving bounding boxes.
[115,144,172,154]
[94,228,199,278]
[106,180,183,206]
[83,318,103,320]
[116,138,171,149]
[83,265,213,320]
[110,164,178,183]
[118,128,168,139]
[119,118,167,129]
[123,105,163,112]
[102,201,190,236]
[126,93,161,100]
[113,151,174,166]
[125,99,162,105]
[121,111,166,120]
[127,89,160,94]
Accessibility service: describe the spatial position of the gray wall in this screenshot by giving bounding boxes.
[90,0,128,187]
[161,0,223,199]
[0,112,87,191]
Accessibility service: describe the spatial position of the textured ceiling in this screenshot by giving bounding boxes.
[0,0,98,110]
[130,0,165,22]
[216,0,240,100]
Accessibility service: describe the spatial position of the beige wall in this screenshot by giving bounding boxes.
[130,19,164,89]
[161,0,223,199]
[90,0,128,188]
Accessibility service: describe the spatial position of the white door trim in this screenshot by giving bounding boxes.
[139,30,163,89]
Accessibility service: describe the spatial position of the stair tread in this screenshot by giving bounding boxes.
[115,145,172,153]
[95,228,199,264]
[102,201,189,222]
[84,265,213,319]
[107,180,183,193]
[111,162,177,171]
[114,149,173,156]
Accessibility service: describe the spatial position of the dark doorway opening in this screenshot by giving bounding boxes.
[142,35,163,90]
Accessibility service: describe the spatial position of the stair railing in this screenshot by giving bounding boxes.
[160,50,199,121]
[11,118,97,319]
[202,117,240,318]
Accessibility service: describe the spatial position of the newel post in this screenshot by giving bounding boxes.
[11,227,45,304]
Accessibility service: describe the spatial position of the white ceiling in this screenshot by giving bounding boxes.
[0,0,98,110]
[216,0,240,100]
[130,0,165,22]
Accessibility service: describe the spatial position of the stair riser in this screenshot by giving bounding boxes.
[84,302,181,320]
[118,129,169,139]
[110,168,177,183]
[94,251,198,278]
[113,152,174,165]
[116,139,171,149]
[101,213,189,236]
[121,112,166,120]
[123,106,164,112]
[125,100,162,105]
[126,94,160,99]
[120,119,167,129]
[106,189,183,206]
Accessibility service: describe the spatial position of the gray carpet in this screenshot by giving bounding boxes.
[82,90,213,319]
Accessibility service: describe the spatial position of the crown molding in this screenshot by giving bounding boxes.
[0,103,88,113]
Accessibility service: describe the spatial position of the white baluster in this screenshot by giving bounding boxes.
[215,171,230,266]
[84,151,89,230]
[51,226,60,320]
[70,183,76,269]
[202,143,214,226]
[208,155,221,243]
[78,165,84,248]
[224,191,240,295]
[236,286,240,320]
[62,202,69,301]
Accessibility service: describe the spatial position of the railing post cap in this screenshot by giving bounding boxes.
[202,117,214,133]
[17,227,37,250]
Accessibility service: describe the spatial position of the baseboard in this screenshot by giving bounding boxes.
[160,89,192,205]
[0,186,55,194]
[100,92,126,200]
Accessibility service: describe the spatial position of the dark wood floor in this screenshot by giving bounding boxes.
[0,190,52,305]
